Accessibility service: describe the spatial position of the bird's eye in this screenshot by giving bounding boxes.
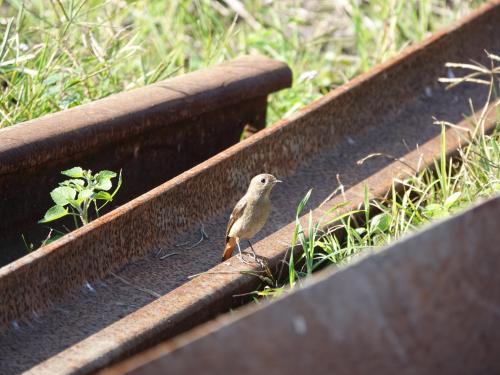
[261,178,266,184]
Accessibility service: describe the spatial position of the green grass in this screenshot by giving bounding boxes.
[0,0,483,128]
[254,53,500,298]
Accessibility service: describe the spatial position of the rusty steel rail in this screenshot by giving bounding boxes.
[0,2,499,374]
[105,195,500,375]
[0,55,292,266]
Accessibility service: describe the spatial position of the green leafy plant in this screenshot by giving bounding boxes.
[38,167,122,243]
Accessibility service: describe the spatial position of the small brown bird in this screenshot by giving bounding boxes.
[222,173,281,262]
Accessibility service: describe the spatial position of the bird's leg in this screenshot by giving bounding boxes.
[236,239,243,257]
[247,240,258,261]
[248,240,267,268]
[236,239,251,265]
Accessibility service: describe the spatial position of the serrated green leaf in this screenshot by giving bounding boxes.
[50,186,77,206]
[95,178,112,191]
[78,189,93,201]
[38,205,68,223]
[94,170,117,191]
[60,179,85,190]
[94,191,112,201]
[97,170,117,179]
[61,167,84,178]
[69,179,85,186]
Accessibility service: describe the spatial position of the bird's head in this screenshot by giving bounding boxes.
[248,173,281,197]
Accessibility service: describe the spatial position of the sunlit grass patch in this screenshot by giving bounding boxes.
[0,0,482,128]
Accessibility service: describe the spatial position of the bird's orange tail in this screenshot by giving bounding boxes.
[222,237,236,262]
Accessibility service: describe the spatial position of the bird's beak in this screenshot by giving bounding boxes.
[274,179,282,184]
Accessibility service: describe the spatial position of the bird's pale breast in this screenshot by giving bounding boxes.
[229,196,270,240]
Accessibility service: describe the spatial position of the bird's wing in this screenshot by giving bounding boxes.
[225,196,247,241]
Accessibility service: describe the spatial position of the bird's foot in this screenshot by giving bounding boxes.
[236,252,253,265]
[236,251,265,268]
[247,250,258,262]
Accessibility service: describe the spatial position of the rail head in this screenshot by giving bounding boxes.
[0,54,292,174]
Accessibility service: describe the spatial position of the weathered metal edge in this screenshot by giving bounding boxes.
[105,194,500,375]
[0,54,292,174]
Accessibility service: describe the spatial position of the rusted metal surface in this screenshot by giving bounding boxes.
[106,195,500,375]
[0,55,292,265]
[0,2,499,374]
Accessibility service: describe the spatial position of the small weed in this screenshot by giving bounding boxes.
[38,166,122,245]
